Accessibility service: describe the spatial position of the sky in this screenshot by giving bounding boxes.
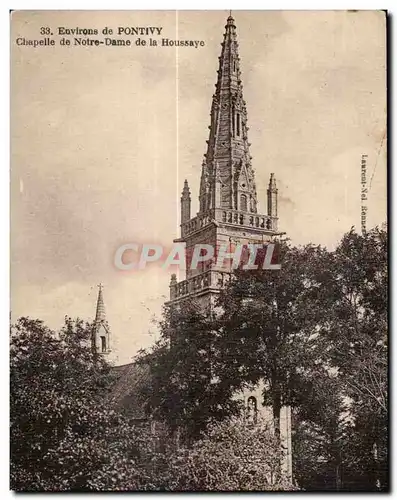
[11,10,387,365]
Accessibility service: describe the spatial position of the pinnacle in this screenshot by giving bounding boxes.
[95,283,106,323]
[227,11,235,25]
[182,179,191,197]
[269,173,277,190]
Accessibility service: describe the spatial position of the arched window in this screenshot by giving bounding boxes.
[247,396,258,423]
[240,193,247,211]
[101,336,106,352]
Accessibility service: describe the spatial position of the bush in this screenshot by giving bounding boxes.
[158,416,297,491]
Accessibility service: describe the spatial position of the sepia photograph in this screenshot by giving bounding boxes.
[10,10,387,491]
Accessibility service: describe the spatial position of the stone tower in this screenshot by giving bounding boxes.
[167,15,292,480]
[169,14,279,307]
[92,283,111,356]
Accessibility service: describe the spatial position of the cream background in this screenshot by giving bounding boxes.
[11,10,387,365]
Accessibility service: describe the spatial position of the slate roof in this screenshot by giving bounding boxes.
[109,361,151,420]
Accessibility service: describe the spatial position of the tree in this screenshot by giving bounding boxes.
[290,226,388,491]
[215,242,327,450]
[137,301,241,442]
[292,370,349,491]
[214,228,388,490]
[314,227,388,490]
[158,416,297,491]
[10,316,155,491]
[320,227,387,410]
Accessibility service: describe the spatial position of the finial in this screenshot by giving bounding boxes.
[268,173,277,190]
[98,282,103,291]
[227,10,235,25]
[182,179,191,197]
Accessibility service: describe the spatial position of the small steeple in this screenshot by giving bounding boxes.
[92,283,111,355]
[95,283,106,323]
[267,173,278,217]
[181,179,191,223]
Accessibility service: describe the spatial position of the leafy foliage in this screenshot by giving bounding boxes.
[157,416,296,491]
[10,317,153,491]
[10,226,388,492]
[137,301,241,441]
[215,241,328,445]
[292,226,388,491]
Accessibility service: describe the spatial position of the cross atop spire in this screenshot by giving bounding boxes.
[198,13,258,215]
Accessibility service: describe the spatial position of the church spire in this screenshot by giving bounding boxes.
[92,283,111,355]
[95,283,106,323]
[199,13,257,214]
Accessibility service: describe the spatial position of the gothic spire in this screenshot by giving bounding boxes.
[199,13,257,214]
[93,283,111,355]
[95,283,106,323]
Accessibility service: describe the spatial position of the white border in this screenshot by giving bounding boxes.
[4,2,394,498]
